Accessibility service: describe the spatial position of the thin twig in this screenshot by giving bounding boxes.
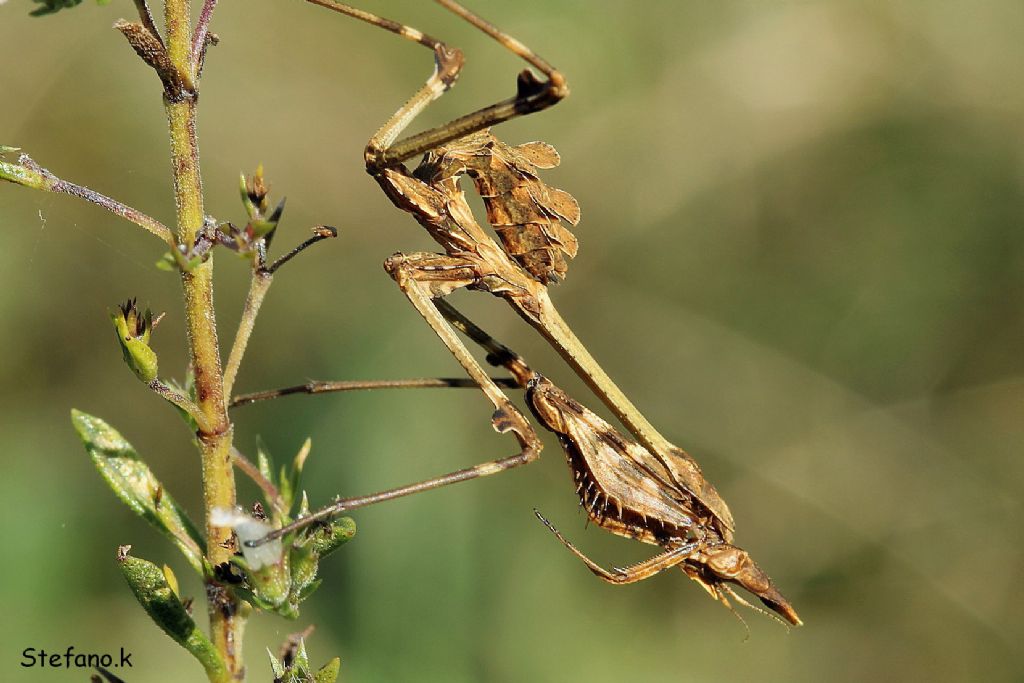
[55,177,175,246]
[266,225,337,274]
[231,447,282,511]
[223,227,337,399]
[191,0,219,69]
[0,155,175,246]
[222,271,272,400]
[149,379,213,433]
[132,0,164,48]
[230,377,521,408]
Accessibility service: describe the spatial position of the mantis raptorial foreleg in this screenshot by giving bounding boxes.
[307,0,566,170]
[383,252,523,411]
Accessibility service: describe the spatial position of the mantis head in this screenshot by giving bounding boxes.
[684,542,802,627]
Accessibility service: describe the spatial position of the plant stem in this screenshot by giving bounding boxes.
[163,0,242,679]
[164,0,196,92]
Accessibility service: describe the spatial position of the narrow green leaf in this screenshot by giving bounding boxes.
[256,437,275,486]
[0,158,48,190]
[268,637,337,682]
[29,0,109,16]
[285,438,311,514]
[311,518,356,559]
[279,463,294,512]
[119,552,225,679]
[164,378,199,432]
[155,253,177,271]
[294,578,322,603]
[292,639,310,671]
[72,410,205,573]
[240,171,257,219]
[267,649,285,678]
[315,657,341,683]
[162,564,180,597]
[287,543,318,604]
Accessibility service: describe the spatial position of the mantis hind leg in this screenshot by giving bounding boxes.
[247,251,543,548]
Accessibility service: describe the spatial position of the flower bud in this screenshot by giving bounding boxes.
[239,166,285,241]
[111,298,158,383]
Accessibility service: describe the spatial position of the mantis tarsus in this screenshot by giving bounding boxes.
[237,0,800,626]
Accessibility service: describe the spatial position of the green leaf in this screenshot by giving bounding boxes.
[162,564,180,597]
[0,157,48,190]
[164,378,199,432]
[267,638,338,682]
[294,578,322,603]
[279,463,294,512]
[72,410,205,574]
[315,657,341,683]
[310,517,356,559]
[155,252,177,271]
[292,639,310,671]
[119,551,225,679]
[256,437,275,485]
[284,438,311,514]
[29,0,110,17]
[267,649,285,678]
[240,171,257,219]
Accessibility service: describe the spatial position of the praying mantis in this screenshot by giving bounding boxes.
[235,0,801,626]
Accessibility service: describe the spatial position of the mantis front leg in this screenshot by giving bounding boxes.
[307,0,566,172]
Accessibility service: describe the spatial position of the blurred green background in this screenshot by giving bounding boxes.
[2,1,1023,681]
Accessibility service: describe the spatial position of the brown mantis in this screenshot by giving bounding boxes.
[235,0,800,626]
[444,303,801,626]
